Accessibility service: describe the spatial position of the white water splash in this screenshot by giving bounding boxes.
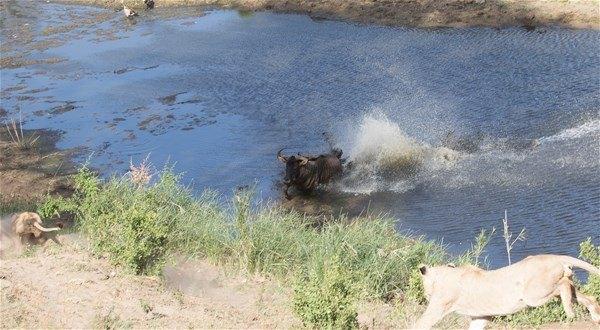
[539,119,600,143]
[340,113,458,194]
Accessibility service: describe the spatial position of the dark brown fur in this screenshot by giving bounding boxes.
[278,148,343,199]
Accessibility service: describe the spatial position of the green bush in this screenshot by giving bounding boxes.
[77,174,170,274]
[57,165,448,321]
[69,166,231,275]
[579,238,600,299]
[293,256,359,329]
[580,238,600,265]
[404,268,426,304]
[37,195,75,219]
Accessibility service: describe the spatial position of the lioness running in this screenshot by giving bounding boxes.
[415,254,600,329]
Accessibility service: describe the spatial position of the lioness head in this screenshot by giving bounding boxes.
[418,264,434,299]
[418,263,457,300]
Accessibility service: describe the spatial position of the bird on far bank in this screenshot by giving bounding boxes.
[123,5,138,18]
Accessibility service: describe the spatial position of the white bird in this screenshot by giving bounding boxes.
[123,5,138,18]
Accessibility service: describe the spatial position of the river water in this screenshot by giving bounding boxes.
[1,1,599,267]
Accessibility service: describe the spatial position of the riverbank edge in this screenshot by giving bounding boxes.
[55,0,600,29]
[1,136,599,327]
[0,126,79,214]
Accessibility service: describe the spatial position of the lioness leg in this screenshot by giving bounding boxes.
[414,300,451,329]
[574,289,600,323]
[557,277,575,318]
[468,317,490,330]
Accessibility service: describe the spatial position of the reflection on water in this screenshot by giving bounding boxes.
[1,1,599,266]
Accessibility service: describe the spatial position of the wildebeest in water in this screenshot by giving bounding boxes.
[277,148,344,199]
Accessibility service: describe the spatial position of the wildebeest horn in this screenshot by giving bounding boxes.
[33,221,61,232]
[277,148,288,163]
[297,155,309,166]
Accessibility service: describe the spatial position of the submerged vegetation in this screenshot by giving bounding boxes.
[36,166,600,328]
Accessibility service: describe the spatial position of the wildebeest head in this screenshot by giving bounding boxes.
[277,149,309,184]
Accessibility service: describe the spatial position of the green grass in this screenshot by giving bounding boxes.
[36,165,600,328]
[41,165,448,327]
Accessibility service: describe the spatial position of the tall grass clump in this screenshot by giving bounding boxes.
[293,255,359,329]
[243,210,446,327]
[48,165,450,326]
[239,208,447,300]
[579,238,600,298]
[55,165,231,275]
[4,113,39,150]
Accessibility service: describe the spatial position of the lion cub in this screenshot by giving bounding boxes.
[415,254,600,329]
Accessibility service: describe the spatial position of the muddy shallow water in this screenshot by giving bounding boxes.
[1,1,599,267]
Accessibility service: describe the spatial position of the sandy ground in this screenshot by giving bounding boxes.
[57,0,600,29]
[0,234,301,329]
[0,233,430,329]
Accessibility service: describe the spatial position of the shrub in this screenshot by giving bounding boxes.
[580,238,600,265]
[580,238,600,298]
[69,166,231,275]
[293,256,359,329]
[404,268,426,304]
[77,177,171,274]
[37,195,75,219]
[58,165,448,322]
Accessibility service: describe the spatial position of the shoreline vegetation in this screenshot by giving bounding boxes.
[25,163,600,328]
[56,0,600,29]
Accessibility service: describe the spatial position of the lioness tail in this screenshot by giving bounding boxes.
[560,255,600,275]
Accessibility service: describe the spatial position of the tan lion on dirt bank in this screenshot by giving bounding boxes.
[2,212,62,254]
[414,254,600,329]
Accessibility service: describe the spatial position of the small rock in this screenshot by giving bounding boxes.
[0,279,12,289]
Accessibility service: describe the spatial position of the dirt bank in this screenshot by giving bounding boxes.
[0,127,78,209]
[0,234,427,329]
[0,235,301,329]
[57,0,600,29]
